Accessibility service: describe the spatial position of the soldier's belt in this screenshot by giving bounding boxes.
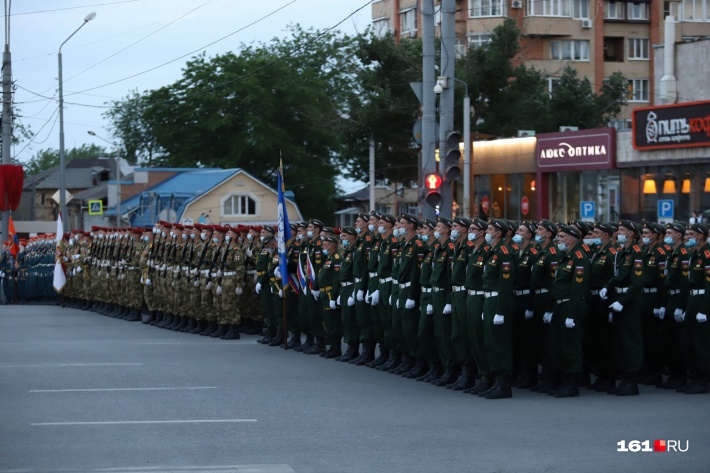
[432,286,446,292]
[484,291,499,297]
[556,298,570,304]
[452,285,466,292]
[182,266,189,270]
[340,281,353,287]
[615,287,629,293]
[535,288,549,294]
[380,277,392,284]
[320,286,333,292]
[642,287,658,293]
[369,272,378,278]
[590,290,600,296]
[667,289,681,295]
[515,289,531,296]
[246,270,257,275]
[173,269,180,274]
[210,272,219,277]
[200,270,210,275]
[468,289,484,296]
[257,271,266,276]
[223,271,236,276]
[690,289,706,296]
[128,266,138,270]
[354,278,363,283]
[399,282,411,289]
[422,288,432,293]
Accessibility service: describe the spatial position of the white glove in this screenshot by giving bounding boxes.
[356,290,364,301]
[140,275,144,284]
[608,312,613,323]
[697,313,708,323]
[543,312,553,324]
[443,303,452,315]
[365,290,371,303]
[206,281,213,290]
[274,267,281,279]
[653,308,661,318]
[347,296,355,306]
[599,287,608,300]
[674,309,684,322]
[330,300,337,310]
[658,307,666,320]
[405,299,415,310]
[312,290,320,300]
[235,286,243,296]
[565,318,575,328]
[216,285,222,296]
[524,310,534,320]
[255,282,262,294]
[426,304,434,315]
[396,298,400,309]
[389,295,392,305]
[370,290,380,306]
[337,295,341,306]
[609,301,624,312]
[216,269,222,278]
[76,266,82,273]
[278,289,283,298]
[145,278,152,286]
[193,279,200,287]
[493,314,504,325]
[246,248,253,258]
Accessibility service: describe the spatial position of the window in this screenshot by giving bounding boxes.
[469,0,507,17]
[547,77,562,96]
[682,0,710,20]
[468,33,492,48]
[604,36,625,61]
[627,2,649,19]
[398,203,419,215]
[628,38,649,59]
[527,0,571,16]
[375,203,389,215]
[572,0,590,18]
[550,40,590,61]
[223,194,257,216]
[399,8,417,34]
[604,1,625,19]
[372,18,391,37]
[607,118,633,131]
[627,79,649,102]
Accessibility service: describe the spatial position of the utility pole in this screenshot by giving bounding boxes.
[420,0,437,220]
[2,37,12,240]
[438,0,457,218]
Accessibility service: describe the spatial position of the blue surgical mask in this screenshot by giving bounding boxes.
[534,235,543,243]
[307,230,314,238]
[663,236,674,245]
[591,238,602,246]
[450,230,460,240]
[341,239,350,248]
[421,234,429,242]
[642,237,651,245]
[685,238,697,247]
[322,248,329,256]
[558,243,568,252]
[212,237,219,244]
[617,234,627,244]
[246,234,254,241]
[368,224,375,233]
[468,232,477,241]
[355,227,362,234]
[583,238,595,246]
[512,234,523,244]
[484,234,494,245]
[378,226,386,234]
[434,231,442,239]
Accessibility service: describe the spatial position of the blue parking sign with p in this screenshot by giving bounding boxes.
[658,200,674,219]
[580,201,595,219]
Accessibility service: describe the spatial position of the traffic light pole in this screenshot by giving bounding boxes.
[420,0,437,220]
[438,0,456,218]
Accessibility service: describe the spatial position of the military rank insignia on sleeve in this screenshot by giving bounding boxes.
[575,266,584,283]
[502,261,511,279]
[634,259,643,276]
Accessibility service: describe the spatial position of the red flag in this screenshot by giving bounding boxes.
[7,215,19,257]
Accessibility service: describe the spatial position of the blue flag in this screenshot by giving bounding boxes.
[277,167,292,289]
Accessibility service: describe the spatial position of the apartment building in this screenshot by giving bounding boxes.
[371,0,710,129]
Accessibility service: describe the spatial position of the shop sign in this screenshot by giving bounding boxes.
[632,100,710,151]
[536,127,615,171]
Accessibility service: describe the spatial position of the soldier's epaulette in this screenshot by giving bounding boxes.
[466,240,474,248]
[549,247,557,254]
[365,235,372,242]
[582,243,591,252]
[511,243,519,251]
[390,236,399,244]
[484,244,491,251]
[575,250,583,259]
[609,247,617,255]
[680,247,688,255]
[705,249,710,259]
[500,245,509,255]
[633,245,641,252]
[530,247,538,255]
[415,239,423,247]
[657,247,666,256]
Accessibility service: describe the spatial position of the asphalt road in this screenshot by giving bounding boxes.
[1,304,708,473]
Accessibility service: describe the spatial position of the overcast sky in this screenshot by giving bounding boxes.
[7,0,372,191]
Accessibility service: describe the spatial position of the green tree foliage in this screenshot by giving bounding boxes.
[103,90,161,165]
[23,144,107,176]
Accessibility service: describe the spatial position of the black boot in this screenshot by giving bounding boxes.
[485,375,513,399]
[305,336,326,355]
[222,324,241,340]
[296,335,314,353]
[449,365,475,391]
[126,308,141,322]
[405,359,429,379]
[615,375,639,396]
[354,340,375,365]
[185,317,198,333]
[338,342,360,362]
[269,328,285,346]
[684,376,710,394]
[367,344,389,368]
[141,310,154,324]
[393,354,415,375]
[257,327,274,344]
[200,320,218,336]
[419,363,443,382]
[433,367,459,387]
[377,351,400,371]
[177,316,191,332]
[210,324,228,338]
[469,375,493,395]
[325,336,342,359]
[286,331,302,349]
[552,374,581,398]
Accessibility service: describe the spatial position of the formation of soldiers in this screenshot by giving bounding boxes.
[1,235,57,304]
[11,212,710,400]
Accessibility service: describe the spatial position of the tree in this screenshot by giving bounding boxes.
[103,90,162,165]
[23,144,108,176]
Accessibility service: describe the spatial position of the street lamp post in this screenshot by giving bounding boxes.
[88,131,121,227]
[450,77,472,218]
[58,12,96,229]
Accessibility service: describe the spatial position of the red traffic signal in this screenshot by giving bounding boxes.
[425,173,443,190]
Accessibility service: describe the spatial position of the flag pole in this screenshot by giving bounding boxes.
[279,156,288,350]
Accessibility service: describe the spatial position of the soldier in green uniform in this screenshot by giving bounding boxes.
[584,222,618,392]
[479,219,517,399]
[447,217,474,391]
[660,222,691,390]
[372,214,399,370]
[680,223,710,394]
[304,219,327,354]
[336,227,359,361]
[428,217,457,387]
[255,225,276,342]
[351,213,377,365]
[548,225,591,398]
[416,219,442,382]
[318,235,343,358]
[602,220,645,396]
[281,224,302,348]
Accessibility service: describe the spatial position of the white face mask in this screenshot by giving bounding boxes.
[247,234,254,241]
[558,242,568,252]
[212,237,219,244]
[260,236,266,243]
[378,226,386,234]
[69,239,75,246]
[642,237,651,245]
[181,234,188,240]
[161,231,166,237]
[368,224,376,233]
[617,234,628,244]
[434,231,441,239]
[153,228,159,234]
[190,233,196,239]
[307,230,314,238]
[355,227,362,234]
[468,232,477,241]
[485,234,494,245]
[450,230,460,240]
[200,232,207,241]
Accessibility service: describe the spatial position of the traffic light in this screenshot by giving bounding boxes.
[443,130,462,180]
[424,172,443,206]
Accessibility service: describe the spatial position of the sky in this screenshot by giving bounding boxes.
[7,0,373,192]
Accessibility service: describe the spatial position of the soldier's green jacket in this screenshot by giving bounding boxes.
[318,248,342,309]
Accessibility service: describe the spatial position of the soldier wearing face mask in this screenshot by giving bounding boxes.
[370,214,399,371]
[512,221,539,389]
[255,225,277,343]
[336,226,359,361]
[416,219,442,382]
[350,213,377,365]
[302,219,327,355]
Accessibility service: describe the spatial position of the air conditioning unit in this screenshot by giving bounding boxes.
[511,0,522,9]
[581,19,593,29]
[517,130,536,137]
[559,126,579,132]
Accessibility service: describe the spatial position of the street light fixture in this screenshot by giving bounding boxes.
[58,12,96,230]
[87,130,121,227]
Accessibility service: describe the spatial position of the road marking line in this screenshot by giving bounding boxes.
[29,387,217,393]
[31,419,257,426]
[0,363,143,367]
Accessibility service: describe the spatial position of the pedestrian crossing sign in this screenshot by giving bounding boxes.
[88,200,103,215]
